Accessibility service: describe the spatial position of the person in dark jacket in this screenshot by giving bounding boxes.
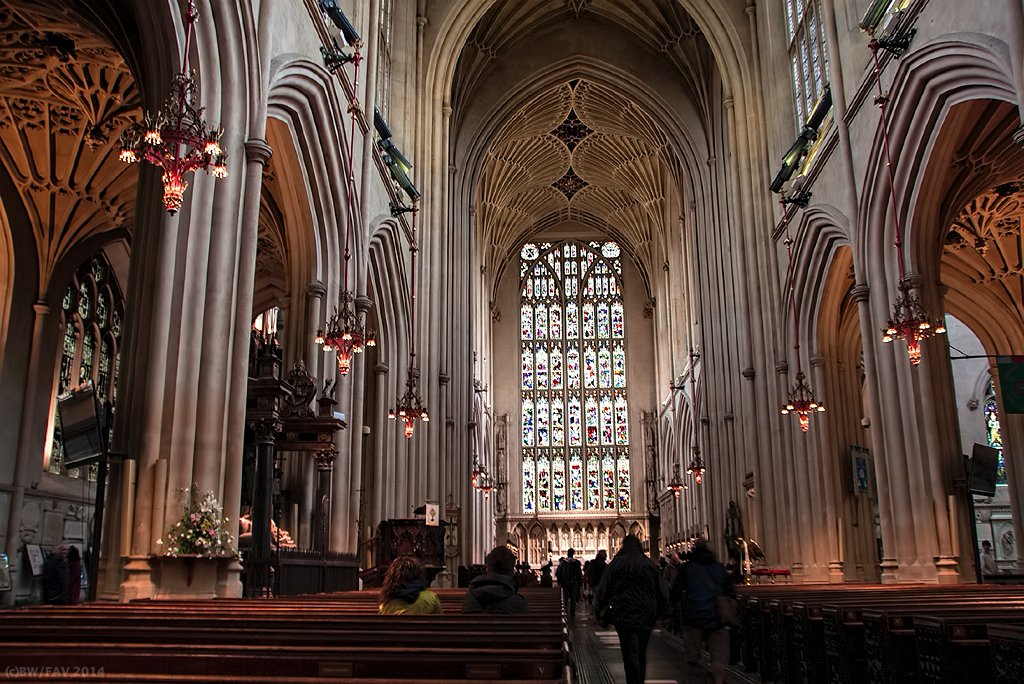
[463,546,529,614]
[587,549,607,604]
[672,540,735,684]
[556,547,584,619]
[41,544,71,605]
[594,535,668,684]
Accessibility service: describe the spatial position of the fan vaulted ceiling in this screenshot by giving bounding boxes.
[457,0,715,287]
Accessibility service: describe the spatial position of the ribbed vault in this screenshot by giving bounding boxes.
[0,0,140,293]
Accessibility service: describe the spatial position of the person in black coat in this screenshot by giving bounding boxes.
[462,546,528,614]
[587,549,608,604]
[594,535,669,684]
[556,547,584,618]
[41,544,71,605]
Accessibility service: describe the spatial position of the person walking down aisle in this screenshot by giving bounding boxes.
[588,549,608,605]
[673,540,735,684]
[594,534,669,684]
[556,547,583,619]
[378,556,443,615]
[463,546,529,614]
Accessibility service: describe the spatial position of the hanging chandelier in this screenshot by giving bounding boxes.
[315,290,376,374]
[312,30,374,375]
[869,38,946,363]
[667,463,685,498]
[781,371,824,432]
[388,204,428,438]
[470,457,485,489]
[777,197,825,431]
[476,472,495,497]
[118,0,227,214]
[688,447,705,486]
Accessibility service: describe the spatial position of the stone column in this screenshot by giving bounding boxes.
[373,363,389,527]
[2,301,50,607]
[248,417,280,596]
[312,448,337,555]
[811,354,844,582]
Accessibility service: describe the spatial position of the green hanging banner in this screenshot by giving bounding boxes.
[996,356,1024,414]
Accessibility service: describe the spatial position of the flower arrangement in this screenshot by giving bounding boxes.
[156,485,236,558]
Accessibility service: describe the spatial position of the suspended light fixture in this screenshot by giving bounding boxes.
[388,205,428,438]
[313,23,375,375]
[686,346,707,484]
[118,0,227,214]
[667,463,684,498]
[777,197,825,432]
[869,38,945,364]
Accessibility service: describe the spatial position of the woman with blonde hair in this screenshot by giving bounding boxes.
[378,555,442,615]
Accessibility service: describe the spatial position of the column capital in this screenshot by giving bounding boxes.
[374,363,389,375]
[32,301,50,316]
[810,354,826,368]
[741,367,755,380]
[775,361,789,375]
[313,448,337,471]
[355,296,373,314]
[250,418,281,443]
[850,284,870,303]
[307,280,327,298]
[244,139,273,165]
[904,272,925,289]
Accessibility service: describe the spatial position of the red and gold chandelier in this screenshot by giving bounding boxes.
[688,447,705,486]
[778,198,825,431]
[781,371,824,432]
[667,463,685,498]
[388,204,428,438]
[870,38,946,363]
[313,34,373,376]
[315,290,375,375]
[118,0,227,213]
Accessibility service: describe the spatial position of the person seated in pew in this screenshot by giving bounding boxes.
[463,546,528,614]
[378,555,443,615]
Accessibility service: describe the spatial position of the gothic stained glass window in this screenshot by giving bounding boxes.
[49,253,124,477]
[985,383,1007,485]
[785,0,829,131]
[520,241,632,513]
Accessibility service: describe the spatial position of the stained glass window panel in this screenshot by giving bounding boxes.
[617,457,631,511]
[613,344,626,388]
[587,456,600,509]
[584,346,597,389]
[98,337,112,400]
[566,304,579,338]
[612,303,624,338]
[549,306,562,339]
[523,455,536,512]
[570,452,583,510]
[553,457,566,511]
[551,403,565,447]
[535,348,549,389]
[77,281,91,319]
[597,302,610,338]
[538,456,551,512]
[598,346,612,388]
[535,304,547,340]
[96,290,109,327]
[567,346,581,389]
[600,396,614,445]
[522,399,535,446]
[537,398,550,447]
[985,387,1007,485]
[522,348,534,390]
[615,394,629,445]
[568,397,582,446]
[521,304,533,340]
[59,324,76,392]
[602,455,616,510]
[79,331,95,385]
[582,303,595,339]
[550,347,563,389]
[585,397,599,446]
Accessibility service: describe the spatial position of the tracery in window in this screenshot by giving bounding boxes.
[49,254,124,477]
[784,0,830,129]
[376,0,394,123]
[520,241,631,513]
[984,382,1007,485]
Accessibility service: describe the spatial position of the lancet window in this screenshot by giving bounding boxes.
[49,254,124,477]
[520,241,631,513]
[784,0,830,127]
[984,381,1007,485]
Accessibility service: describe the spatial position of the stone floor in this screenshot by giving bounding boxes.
[570,600,753,684]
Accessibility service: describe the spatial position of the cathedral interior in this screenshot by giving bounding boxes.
[2,0,1024,679]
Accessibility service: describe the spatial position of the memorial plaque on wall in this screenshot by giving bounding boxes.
[25,544,44,576]
[0,552,10,590]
